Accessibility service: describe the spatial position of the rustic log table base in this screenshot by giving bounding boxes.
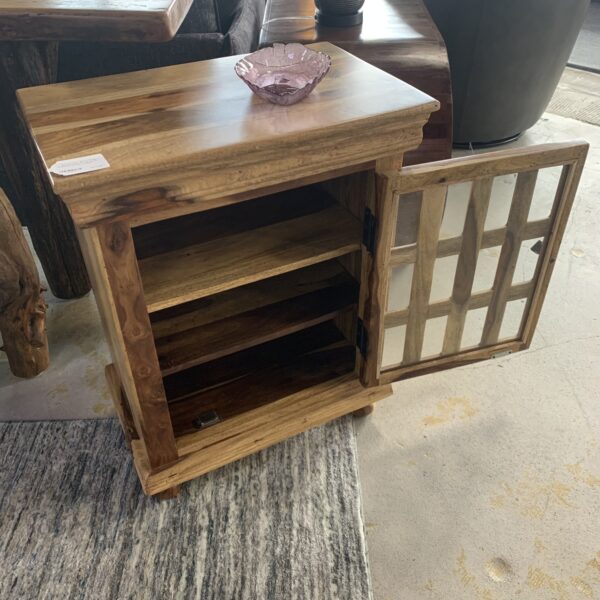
[0,188,49,377]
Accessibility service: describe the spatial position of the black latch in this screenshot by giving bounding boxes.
[362,208,377,254]
[193,410,221,430]
[356,318,368,357]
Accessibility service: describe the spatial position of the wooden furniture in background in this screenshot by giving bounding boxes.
[0,0,193,42]
[18,44,586,497]
[0,0,194,299]
[0,188,49,378]
[259,0,453,165]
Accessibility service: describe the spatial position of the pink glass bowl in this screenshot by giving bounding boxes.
[234,43,331,106]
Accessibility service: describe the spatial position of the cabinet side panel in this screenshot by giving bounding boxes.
[78,226,178,469]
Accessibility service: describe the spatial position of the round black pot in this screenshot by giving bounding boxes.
[315,0,365,26]
[424,0,590,146]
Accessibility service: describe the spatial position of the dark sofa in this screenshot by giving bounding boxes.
[58,0,266,81]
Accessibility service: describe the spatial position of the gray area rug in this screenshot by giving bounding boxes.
[0,417,372,600]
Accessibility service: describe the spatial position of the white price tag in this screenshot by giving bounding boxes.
[49,154,110,177]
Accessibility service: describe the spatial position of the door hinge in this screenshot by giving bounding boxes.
[356,318,368,357]
[362,208,377,254]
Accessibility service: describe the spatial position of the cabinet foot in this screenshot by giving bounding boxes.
[157,485,181,500]
[353,404,375,417]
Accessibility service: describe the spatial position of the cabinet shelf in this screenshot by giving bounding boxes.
[161,322,346,403]
[151,262,358,376]
[164,323,356,438]
[135,189,362,313]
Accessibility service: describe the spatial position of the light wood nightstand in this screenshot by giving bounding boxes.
[18,43,587,498]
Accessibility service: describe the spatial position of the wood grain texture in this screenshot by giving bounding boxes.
[260,0,453,165]
[130,321,394,495]
[162,322,347,403]
[480,170,538,345]
[0,0,193,42]
[395,142,588,194]
[132,186,333,259]
[442,177,492,354]
[359,157,402,386]
[132,375,393,495]
[380,340,526,384]
[128,162,375,228]
[381,141,588,384]
[320,173,372,349]
[150,261,353,338]
[0,41,89,298]
[18,42,438,227]
[139,203,362,312]
[168,343,357,437]
[385,281,534,328]
[390,218,552,266]
[105,363,139,448]
[519,147,588,345]
[402,185,446,364]
[0,188,49,377]
[78,224,178,469]
[154,278,358,376]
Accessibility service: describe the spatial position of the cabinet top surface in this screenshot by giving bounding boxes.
[0,0,191,41]
[19,43,438,226]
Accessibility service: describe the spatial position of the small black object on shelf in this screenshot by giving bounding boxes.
[315,0,364,27]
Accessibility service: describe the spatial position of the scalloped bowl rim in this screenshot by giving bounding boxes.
[234,44,332,95]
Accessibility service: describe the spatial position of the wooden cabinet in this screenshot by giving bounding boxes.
[77,180,396,496]
[18,42,587,497]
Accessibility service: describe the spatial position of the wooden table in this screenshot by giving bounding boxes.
[259,0,453,166]
[18,43,587,498]
[0,0,192,298]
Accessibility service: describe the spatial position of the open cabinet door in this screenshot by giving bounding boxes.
[359,142,588,387]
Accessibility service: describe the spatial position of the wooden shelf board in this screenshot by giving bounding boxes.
[133,186,331,259]
[138,203,362,312]
[152,262,358,375]
[161,322,348,403]
[169,341,357,436]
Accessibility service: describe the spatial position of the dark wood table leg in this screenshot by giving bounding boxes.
[0,41,90,299]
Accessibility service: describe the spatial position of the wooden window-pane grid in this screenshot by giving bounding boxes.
[481,170,538,345]
[402,186,445,364]
[378,142,588,381]
[442,177,493,354]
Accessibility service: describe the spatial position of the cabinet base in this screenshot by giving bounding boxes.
[157,485,182,500]
[115,373,392,496]
[353,404,374,417]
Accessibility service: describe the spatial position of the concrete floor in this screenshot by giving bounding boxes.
[356,113,600,599]
[570,1,600,73]
[0,248,111,420]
